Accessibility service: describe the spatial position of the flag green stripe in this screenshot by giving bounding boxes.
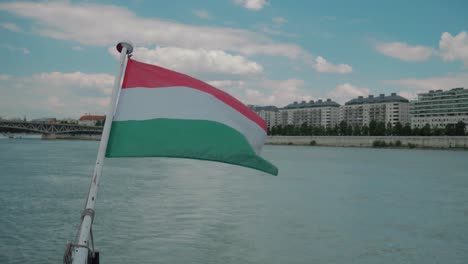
[106,118,278,175]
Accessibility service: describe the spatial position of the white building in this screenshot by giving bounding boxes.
[257,109,279,130]
[411,87,468,128]
[279,99,340,127]
[341,93,410,126]
[250,106,280,130]
[78,115,106,126]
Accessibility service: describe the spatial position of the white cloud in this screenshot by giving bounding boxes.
[0,74,11,80]
[384,72,468,91]
[234,0,268,10]
[254,16,295,38]
[1,22,22,32]
[0,71,313,118]
[374,31,468,66]
[34,72,114,94]
[193,9,212,20]
[72,46,83,51]
[375,41,433,62]
[0,43,30,54]
[110,46,263,75]
[208,80,246,88]
[439,31,468,67]
[0,72,114,118]
[239,43,306,59]
[0,1,305,59]
[383,72,468,100]
[256,79,313,106]
[272,16,287,25]
[255,25,282,36]
[209,78,313,106]
[312,56,352,73]
[327,83,370,104]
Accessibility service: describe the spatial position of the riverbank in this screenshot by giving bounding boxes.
[267,136,468,149]
[41,134,101,140]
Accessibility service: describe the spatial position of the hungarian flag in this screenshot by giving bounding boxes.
[106,59,278,175]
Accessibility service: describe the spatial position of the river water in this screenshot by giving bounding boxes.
[0,139,467,263]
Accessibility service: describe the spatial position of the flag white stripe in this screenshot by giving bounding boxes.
[114,87,266,154]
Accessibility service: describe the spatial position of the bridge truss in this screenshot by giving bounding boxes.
[0,121,103,134]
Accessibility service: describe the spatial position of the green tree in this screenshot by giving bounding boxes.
[307,124,313,135]
[339,121,348,136]
[421,123,431,136]
[375,121,386,136]
[294,125,300,135]
[362,125,369,136]
[300,123,309,135]
[277,125,284,135]
[455,121,466,136]
[386,122,393,136]
[369,120,377,136]
[445,124,456,136]
[402,123,412,136]
[332,125,339,136]
[309,125,315,135]
[432,127,445,136]
[316,126,325,136]
[311,126,317,135]
[353,125,362,136]
[346,124,353,136]
[393,122,403,136]
[412,127,421,136]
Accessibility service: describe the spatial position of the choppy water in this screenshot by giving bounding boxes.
[0,139,467,264]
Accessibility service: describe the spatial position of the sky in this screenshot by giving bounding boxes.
[0,0,467,119]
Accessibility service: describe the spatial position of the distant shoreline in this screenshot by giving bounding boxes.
[267,136,468,150]
[2,134,467,149]
[41,134,101,140]
[0,134,100,141]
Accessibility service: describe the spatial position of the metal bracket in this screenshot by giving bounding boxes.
[63,243,93,264]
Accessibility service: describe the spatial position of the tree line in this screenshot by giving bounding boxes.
[269,120,467,136]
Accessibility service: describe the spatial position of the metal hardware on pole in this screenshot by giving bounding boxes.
[69,41,133,264]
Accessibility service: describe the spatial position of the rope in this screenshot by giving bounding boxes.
[90,227,95,253]
[63,243,93,264]
[63,243,73,264]
[64,209,96,264]
[63,208,95,264]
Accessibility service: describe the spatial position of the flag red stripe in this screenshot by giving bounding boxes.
[121,59,267,132]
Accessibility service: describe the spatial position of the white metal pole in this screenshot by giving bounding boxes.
[71,42,133,264]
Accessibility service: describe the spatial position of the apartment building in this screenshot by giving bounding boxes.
[279,99,340,127]
[341,93,410,126]
[250,105,279,130]
[410,87,468,128]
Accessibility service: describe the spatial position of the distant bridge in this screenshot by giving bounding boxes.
[0,120,103,134]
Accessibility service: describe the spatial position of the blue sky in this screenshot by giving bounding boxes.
[0,0,467,118]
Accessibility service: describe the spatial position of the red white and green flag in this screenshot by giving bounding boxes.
[105,59,278,175]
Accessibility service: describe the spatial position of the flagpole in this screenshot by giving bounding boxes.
[69,41,133,264]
